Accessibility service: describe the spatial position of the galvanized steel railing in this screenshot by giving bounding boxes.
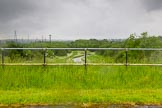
[1,48,162,66]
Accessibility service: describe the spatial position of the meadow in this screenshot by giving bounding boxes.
[1,34,162,105]
[0,65,162,105]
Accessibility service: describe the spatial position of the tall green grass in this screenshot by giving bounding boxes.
[0,66,162,90]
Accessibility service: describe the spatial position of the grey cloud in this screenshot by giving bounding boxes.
[0,0,162,40]
[0,0,37,22]
[0,0,62,35]
[142,0,162,11]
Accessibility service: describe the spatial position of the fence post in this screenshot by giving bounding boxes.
[84,48,87,67]
[1,48,4,65]
[43,48,47,66]
[126,48,128,66]
[84,48,88,73]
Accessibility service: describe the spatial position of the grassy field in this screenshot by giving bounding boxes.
[0,65,162,105]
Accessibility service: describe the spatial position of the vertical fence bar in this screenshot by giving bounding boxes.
[84,48,87,73]
[84,48,87,67]
[43,48,46,66]
[1,48,4,65]
[126,48,128,66]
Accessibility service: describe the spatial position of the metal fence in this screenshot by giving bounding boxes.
[1,48,162,66]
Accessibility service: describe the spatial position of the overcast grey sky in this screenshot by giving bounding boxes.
[0,0,162,40]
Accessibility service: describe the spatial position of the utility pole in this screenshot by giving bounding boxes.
[21,37,23,43]
[49,34,52,43]
[28,34,30,42]
[14,30,17,42]
[45,36,46,42]
[42,36,43,42]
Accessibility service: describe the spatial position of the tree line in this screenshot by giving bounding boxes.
[3,32,162,62]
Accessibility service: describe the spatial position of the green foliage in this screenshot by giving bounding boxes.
[2,32,162,63]
[122,32,162,62]
[124,32,162,48]
[4,41,24,61]
[54,50,67,56]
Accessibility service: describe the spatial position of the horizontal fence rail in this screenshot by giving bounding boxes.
[2,48,162,50]
[1,48,162,66]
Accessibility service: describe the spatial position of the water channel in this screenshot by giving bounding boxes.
[73,56,84,63]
